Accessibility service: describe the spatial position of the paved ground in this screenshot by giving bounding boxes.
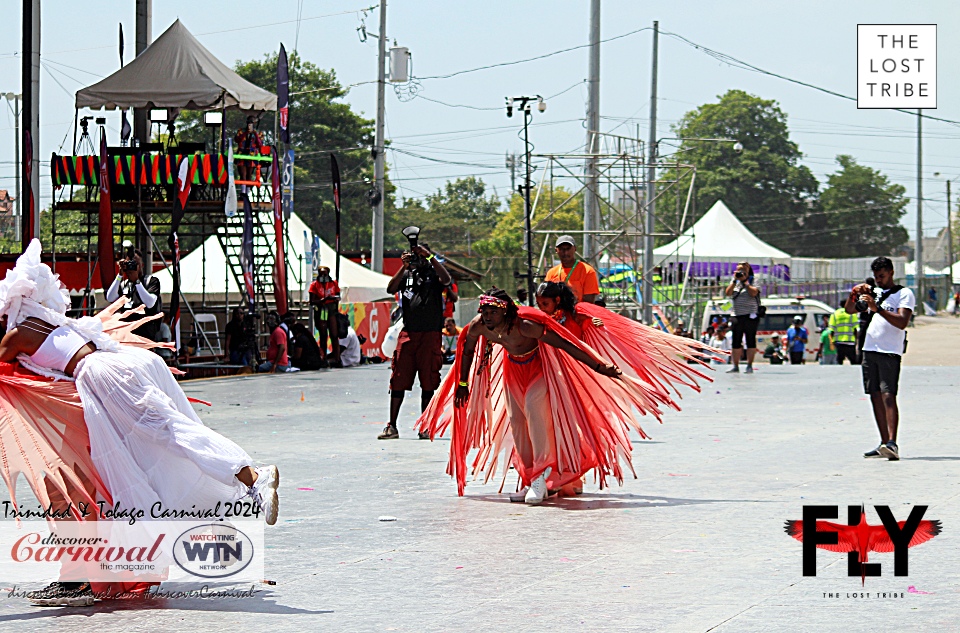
[904,315,960,366]
[2,360,960,632]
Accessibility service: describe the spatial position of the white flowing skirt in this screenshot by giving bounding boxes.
[75,347,251,513]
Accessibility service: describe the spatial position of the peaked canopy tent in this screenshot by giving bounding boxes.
[76,19,276,112]
[653,200,792,281]
[152,212,393,304]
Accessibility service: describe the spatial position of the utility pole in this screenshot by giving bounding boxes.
[135,0,153,277]
[948,178,954,294]
[506,96,545,306]
[522,104,535,306]
[371,0,387,272]
[642,21,659,325]
[21,0,39,250]
[505,152,516,194]
[582,0,601,259]
[3,93,20,237]
[133,0,152,145]
[916,109,923,303]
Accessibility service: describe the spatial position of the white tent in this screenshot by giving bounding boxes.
[904,261,946,277]
[76,20,276,111]
[653,200,791,259]
[153,212,392,304]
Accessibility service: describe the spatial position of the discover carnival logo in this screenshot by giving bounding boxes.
[784,505,941,585]
[173,523,255,579]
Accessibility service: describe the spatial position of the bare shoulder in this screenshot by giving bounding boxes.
[517,318,544,337]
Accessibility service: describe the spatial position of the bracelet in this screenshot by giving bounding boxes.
[458,380,468,387]
[427,254,436,261]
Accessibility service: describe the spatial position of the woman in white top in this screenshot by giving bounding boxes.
[0,241,279,527]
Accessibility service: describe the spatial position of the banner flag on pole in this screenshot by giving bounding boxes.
[169,156,197,351]
[278,44,290,144]
[271,149,289,314]
[97,132,115,291]
[225,139,238,217]
[282,149,294,220]
[241,192,256,311]
[22,130,35,252]
[330,153,342,281]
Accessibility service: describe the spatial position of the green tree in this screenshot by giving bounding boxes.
[178,52,377,250]
[387,177,501,254]
[820,155,909,257]
[473,186,583,258]
[663,89,820,254]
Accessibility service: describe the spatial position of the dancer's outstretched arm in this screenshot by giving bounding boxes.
[521,320,621,378]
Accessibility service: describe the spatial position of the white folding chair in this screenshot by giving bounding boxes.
[193,313,223,357]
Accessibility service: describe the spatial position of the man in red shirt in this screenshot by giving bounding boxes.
[443,282,459,319]
[258,311,292,373]
[544,235,600,303]
[308,266,341,367]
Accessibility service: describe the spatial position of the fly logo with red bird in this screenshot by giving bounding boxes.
[785,505,941,585]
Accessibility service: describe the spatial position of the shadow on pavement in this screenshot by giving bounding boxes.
[465,491,767,510]
[0,591,332,621]
[904,456,960,461]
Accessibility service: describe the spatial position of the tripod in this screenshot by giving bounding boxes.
[75,117,96,155]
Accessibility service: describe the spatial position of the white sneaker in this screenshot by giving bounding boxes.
[524,467,552,505]
[250,465,280,525]
[509,488,529,502]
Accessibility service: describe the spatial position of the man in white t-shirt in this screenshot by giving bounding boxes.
[338,327,363,368]
[845,257,915,461]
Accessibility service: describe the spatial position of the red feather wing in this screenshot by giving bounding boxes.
[870,520,942,553]
[784,519,860,553]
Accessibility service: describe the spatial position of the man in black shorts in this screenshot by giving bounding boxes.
[378,240,452,440]
[845,257,915,461]
[723,261,761,374]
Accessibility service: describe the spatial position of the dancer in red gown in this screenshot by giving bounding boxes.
[417,288,686,503]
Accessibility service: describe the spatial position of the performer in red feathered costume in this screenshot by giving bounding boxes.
[418,287,684,504]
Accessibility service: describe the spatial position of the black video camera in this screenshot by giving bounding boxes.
[401,226,426,267]
[854,282,876,312]
[121,259,139,272]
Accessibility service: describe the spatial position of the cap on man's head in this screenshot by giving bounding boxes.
[771,333,780,339]
[793,315,804,322]
[555,235,576,248]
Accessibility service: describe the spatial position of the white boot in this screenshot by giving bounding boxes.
[250,465,280,525]
[524,467,552,505]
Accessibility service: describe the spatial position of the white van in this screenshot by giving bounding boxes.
[700,295,836,363]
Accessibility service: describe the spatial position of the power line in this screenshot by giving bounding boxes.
[662,30,960,128]
[417,27,652,81]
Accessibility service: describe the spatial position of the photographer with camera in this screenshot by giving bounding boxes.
[378,227,452,440]
[723,261,761,374]
[105,247,162,342]
[845,257,914,461]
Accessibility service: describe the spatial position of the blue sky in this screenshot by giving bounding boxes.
[1,0,959,240]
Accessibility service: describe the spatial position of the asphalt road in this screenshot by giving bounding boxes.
[1,361,958,632]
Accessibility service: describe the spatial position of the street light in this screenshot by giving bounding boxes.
[506,95,545,306]
[3,93,21,238]
[933,172,956,293]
